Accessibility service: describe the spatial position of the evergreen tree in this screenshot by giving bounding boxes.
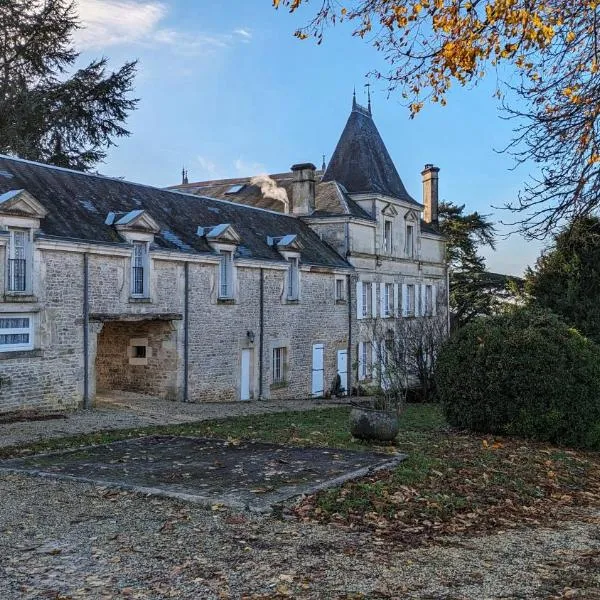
[0,0,137,171]
[439,201,499,329]
[526,216,600,343]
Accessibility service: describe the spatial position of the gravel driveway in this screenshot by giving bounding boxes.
[1,473,599,599]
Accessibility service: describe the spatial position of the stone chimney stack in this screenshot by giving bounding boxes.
[291,163,316,216]
[421,164,440,226]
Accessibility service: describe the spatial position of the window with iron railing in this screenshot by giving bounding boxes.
[131,241,149,297]
[7,228,31,293]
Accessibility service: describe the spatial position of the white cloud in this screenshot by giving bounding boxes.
[75,1,253,55]
[234,158,267,176]
[75,0,166,49]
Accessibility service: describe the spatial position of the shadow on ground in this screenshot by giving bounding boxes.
[0,436,405,512]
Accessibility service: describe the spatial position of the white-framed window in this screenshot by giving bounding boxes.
[272,346,287,383]
[131,241,150,297]
[362,282,372,318]
[358,341,372,380]
[405,224,414,258]
[0,314,34,352]
[287,257,299,300]
[407,284,416,316]
[384,283,394,317]
[7,228,32,293]
[335,277,345,302]
[425,284,433,316]
[219,250,234,299]
[383,220,393,253]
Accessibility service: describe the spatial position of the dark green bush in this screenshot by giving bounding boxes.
[435,308,600,449]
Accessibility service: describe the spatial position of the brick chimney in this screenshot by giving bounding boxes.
[291,163,316,216]
[421,164,440,226]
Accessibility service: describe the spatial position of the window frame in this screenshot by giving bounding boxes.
[6,227,32,294]
[272,346,287,384]
[384,283,394,318]
[383,219,393,253]
[335,277,346,302]
[219,249,234,300]
[405,224,415,258]
[358,341,372,381]
[407,284,416,316]
[0,313,34,352]
[287,256,300,301]
[362,282,372,318]
[130,241,150,298]
[425,284,433,316]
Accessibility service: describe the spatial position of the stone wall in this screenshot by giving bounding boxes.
[96,320,179,400]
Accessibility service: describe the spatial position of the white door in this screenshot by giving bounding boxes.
[337,350,348,395]
[240,349,252,401]
[311,344,324,398]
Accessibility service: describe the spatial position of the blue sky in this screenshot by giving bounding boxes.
[75,0,544,276]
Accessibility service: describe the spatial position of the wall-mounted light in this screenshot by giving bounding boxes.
[246,330,255,344]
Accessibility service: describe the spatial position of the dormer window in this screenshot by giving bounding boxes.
[131,241,149,298]
[7,228,31,294]
[287,257,299,301]
[406,224,415,258]
[383,220,393,253]
[219,250,234,299]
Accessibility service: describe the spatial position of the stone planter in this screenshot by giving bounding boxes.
[349,405,399,442]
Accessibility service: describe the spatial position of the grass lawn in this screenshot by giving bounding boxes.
[4,403,600,545]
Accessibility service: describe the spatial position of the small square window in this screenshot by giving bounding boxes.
[0,314,33,352]
[133,345,147,359]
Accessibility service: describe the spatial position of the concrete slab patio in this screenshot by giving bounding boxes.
[0,436,405,512]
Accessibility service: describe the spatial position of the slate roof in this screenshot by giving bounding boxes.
[172,174,374,220]
[322,102,420,206]
[0,155,352,269]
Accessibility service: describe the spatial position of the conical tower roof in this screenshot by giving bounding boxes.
[323,97,418,205]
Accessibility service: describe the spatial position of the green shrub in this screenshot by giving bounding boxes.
[434,308,600,449]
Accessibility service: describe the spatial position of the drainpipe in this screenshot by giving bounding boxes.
[346,273,353,398]
[183,262,190,403]
[258,268,265,400]
[83,253,90,409]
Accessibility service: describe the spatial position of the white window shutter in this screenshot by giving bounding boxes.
[379,283,386,318]
[393,283,399,317]
[432,284,438,316]
[402,284,408,317]
[356,281,363,320]
[372,283,377,318]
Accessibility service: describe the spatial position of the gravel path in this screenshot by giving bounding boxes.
[0,473,599,599]
[0,392,344,449]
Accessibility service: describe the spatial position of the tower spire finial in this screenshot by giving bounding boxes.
[352,86,357,110]
[322,154,326,171]
[365,82,372,116]
[182,166,189,185]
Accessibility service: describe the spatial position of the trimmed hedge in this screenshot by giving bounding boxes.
[435,308,600,449]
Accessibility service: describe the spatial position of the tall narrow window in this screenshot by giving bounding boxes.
[405,225,414,258]
[0,314,33,352]
[335,278,345,302]
[407,284,416,316]
[7,228,30,293]
[384,283,394,317]
[272,346,287,383]
[219,250,234,299]
[131,241,149,297]
[425,285,433,316]
[383,220,393,253]
[287,257,299,300]
[358,341,372,380]
[362,282,372,318]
